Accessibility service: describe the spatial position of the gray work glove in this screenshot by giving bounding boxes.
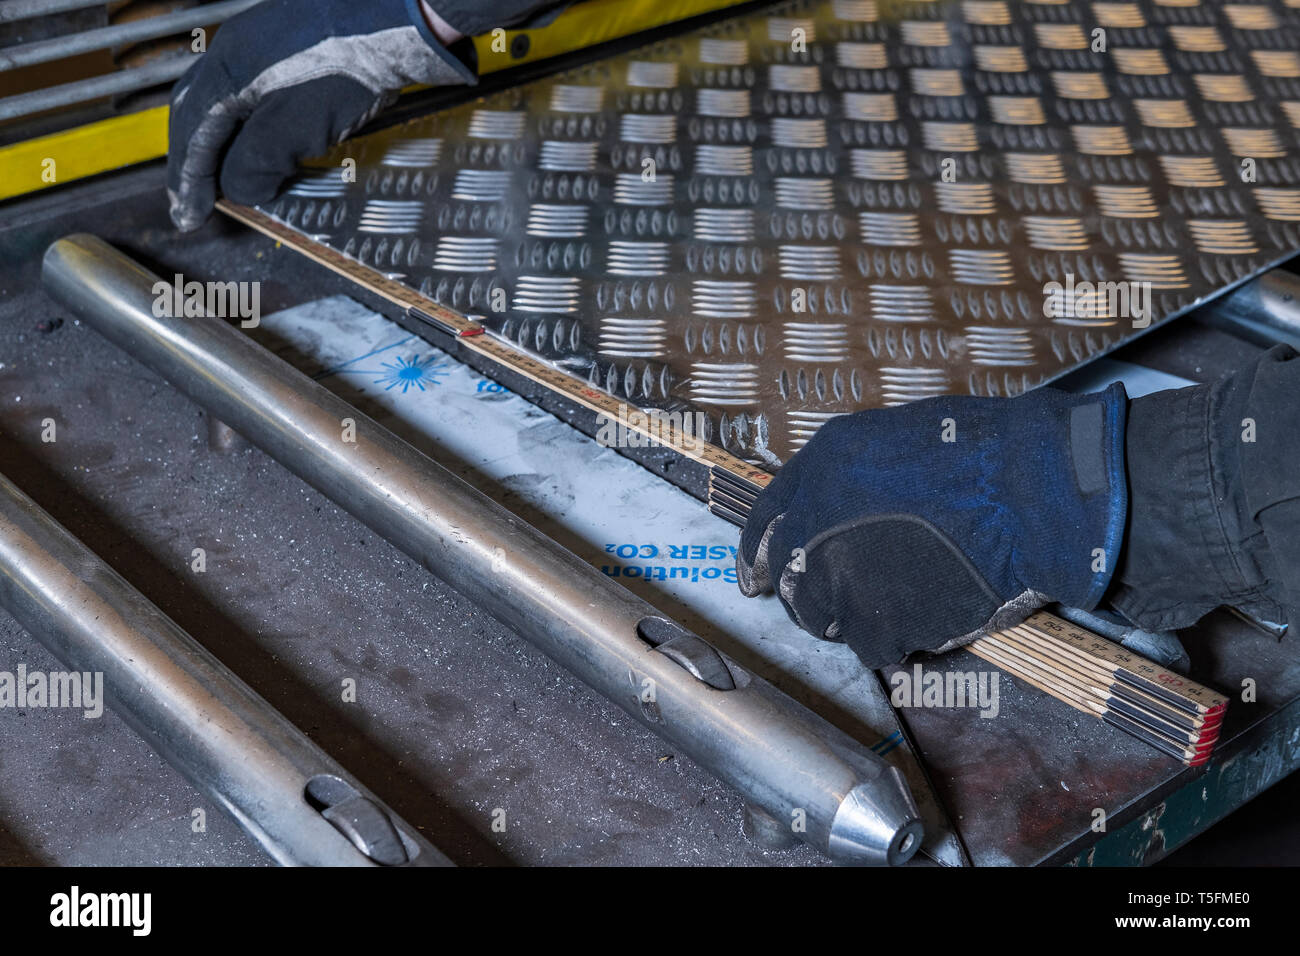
[166,0,475,231]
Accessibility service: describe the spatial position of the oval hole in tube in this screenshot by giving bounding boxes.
[635,616,739,691]
[306,773,421,865]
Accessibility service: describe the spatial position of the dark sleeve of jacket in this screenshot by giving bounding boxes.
[428,0,575,37]
[1109,343,1300,631]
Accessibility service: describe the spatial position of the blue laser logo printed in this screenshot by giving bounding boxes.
[372,354,448,393]
[318,336,450,394]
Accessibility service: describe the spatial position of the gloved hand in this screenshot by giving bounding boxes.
[166,0,476,231]
[736,384,1129,669]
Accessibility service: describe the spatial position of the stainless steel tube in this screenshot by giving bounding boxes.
[1211,269,1300,339]
[0,0,263,72]
[0,0,106,23]
[43,234,924,866]
[0,56,190,122]
[0,471,450,867]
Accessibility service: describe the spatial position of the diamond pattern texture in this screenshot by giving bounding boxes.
[258,0,1300,464]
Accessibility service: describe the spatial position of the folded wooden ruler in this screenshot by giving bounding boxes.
[706,468,1227,768]
[968,612,1227,767]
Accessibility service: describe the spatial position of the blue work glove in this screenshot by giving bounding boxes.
[167,0,476,231]
[736,385,1129,669]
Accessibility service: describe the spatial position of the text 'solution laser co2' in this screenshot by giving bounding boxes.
[42,234,923,866]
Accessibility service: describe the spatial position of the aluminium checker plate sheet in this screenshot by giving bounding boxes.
[253,0,1300,467]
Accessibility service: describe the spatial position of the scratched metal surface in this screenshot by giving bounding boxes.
[893,606,1300,866]
[258,0,1300,465]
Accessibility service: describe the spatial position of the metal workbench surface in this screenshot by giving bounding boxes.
[0,169,824,866]
[1,165,1298,866]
